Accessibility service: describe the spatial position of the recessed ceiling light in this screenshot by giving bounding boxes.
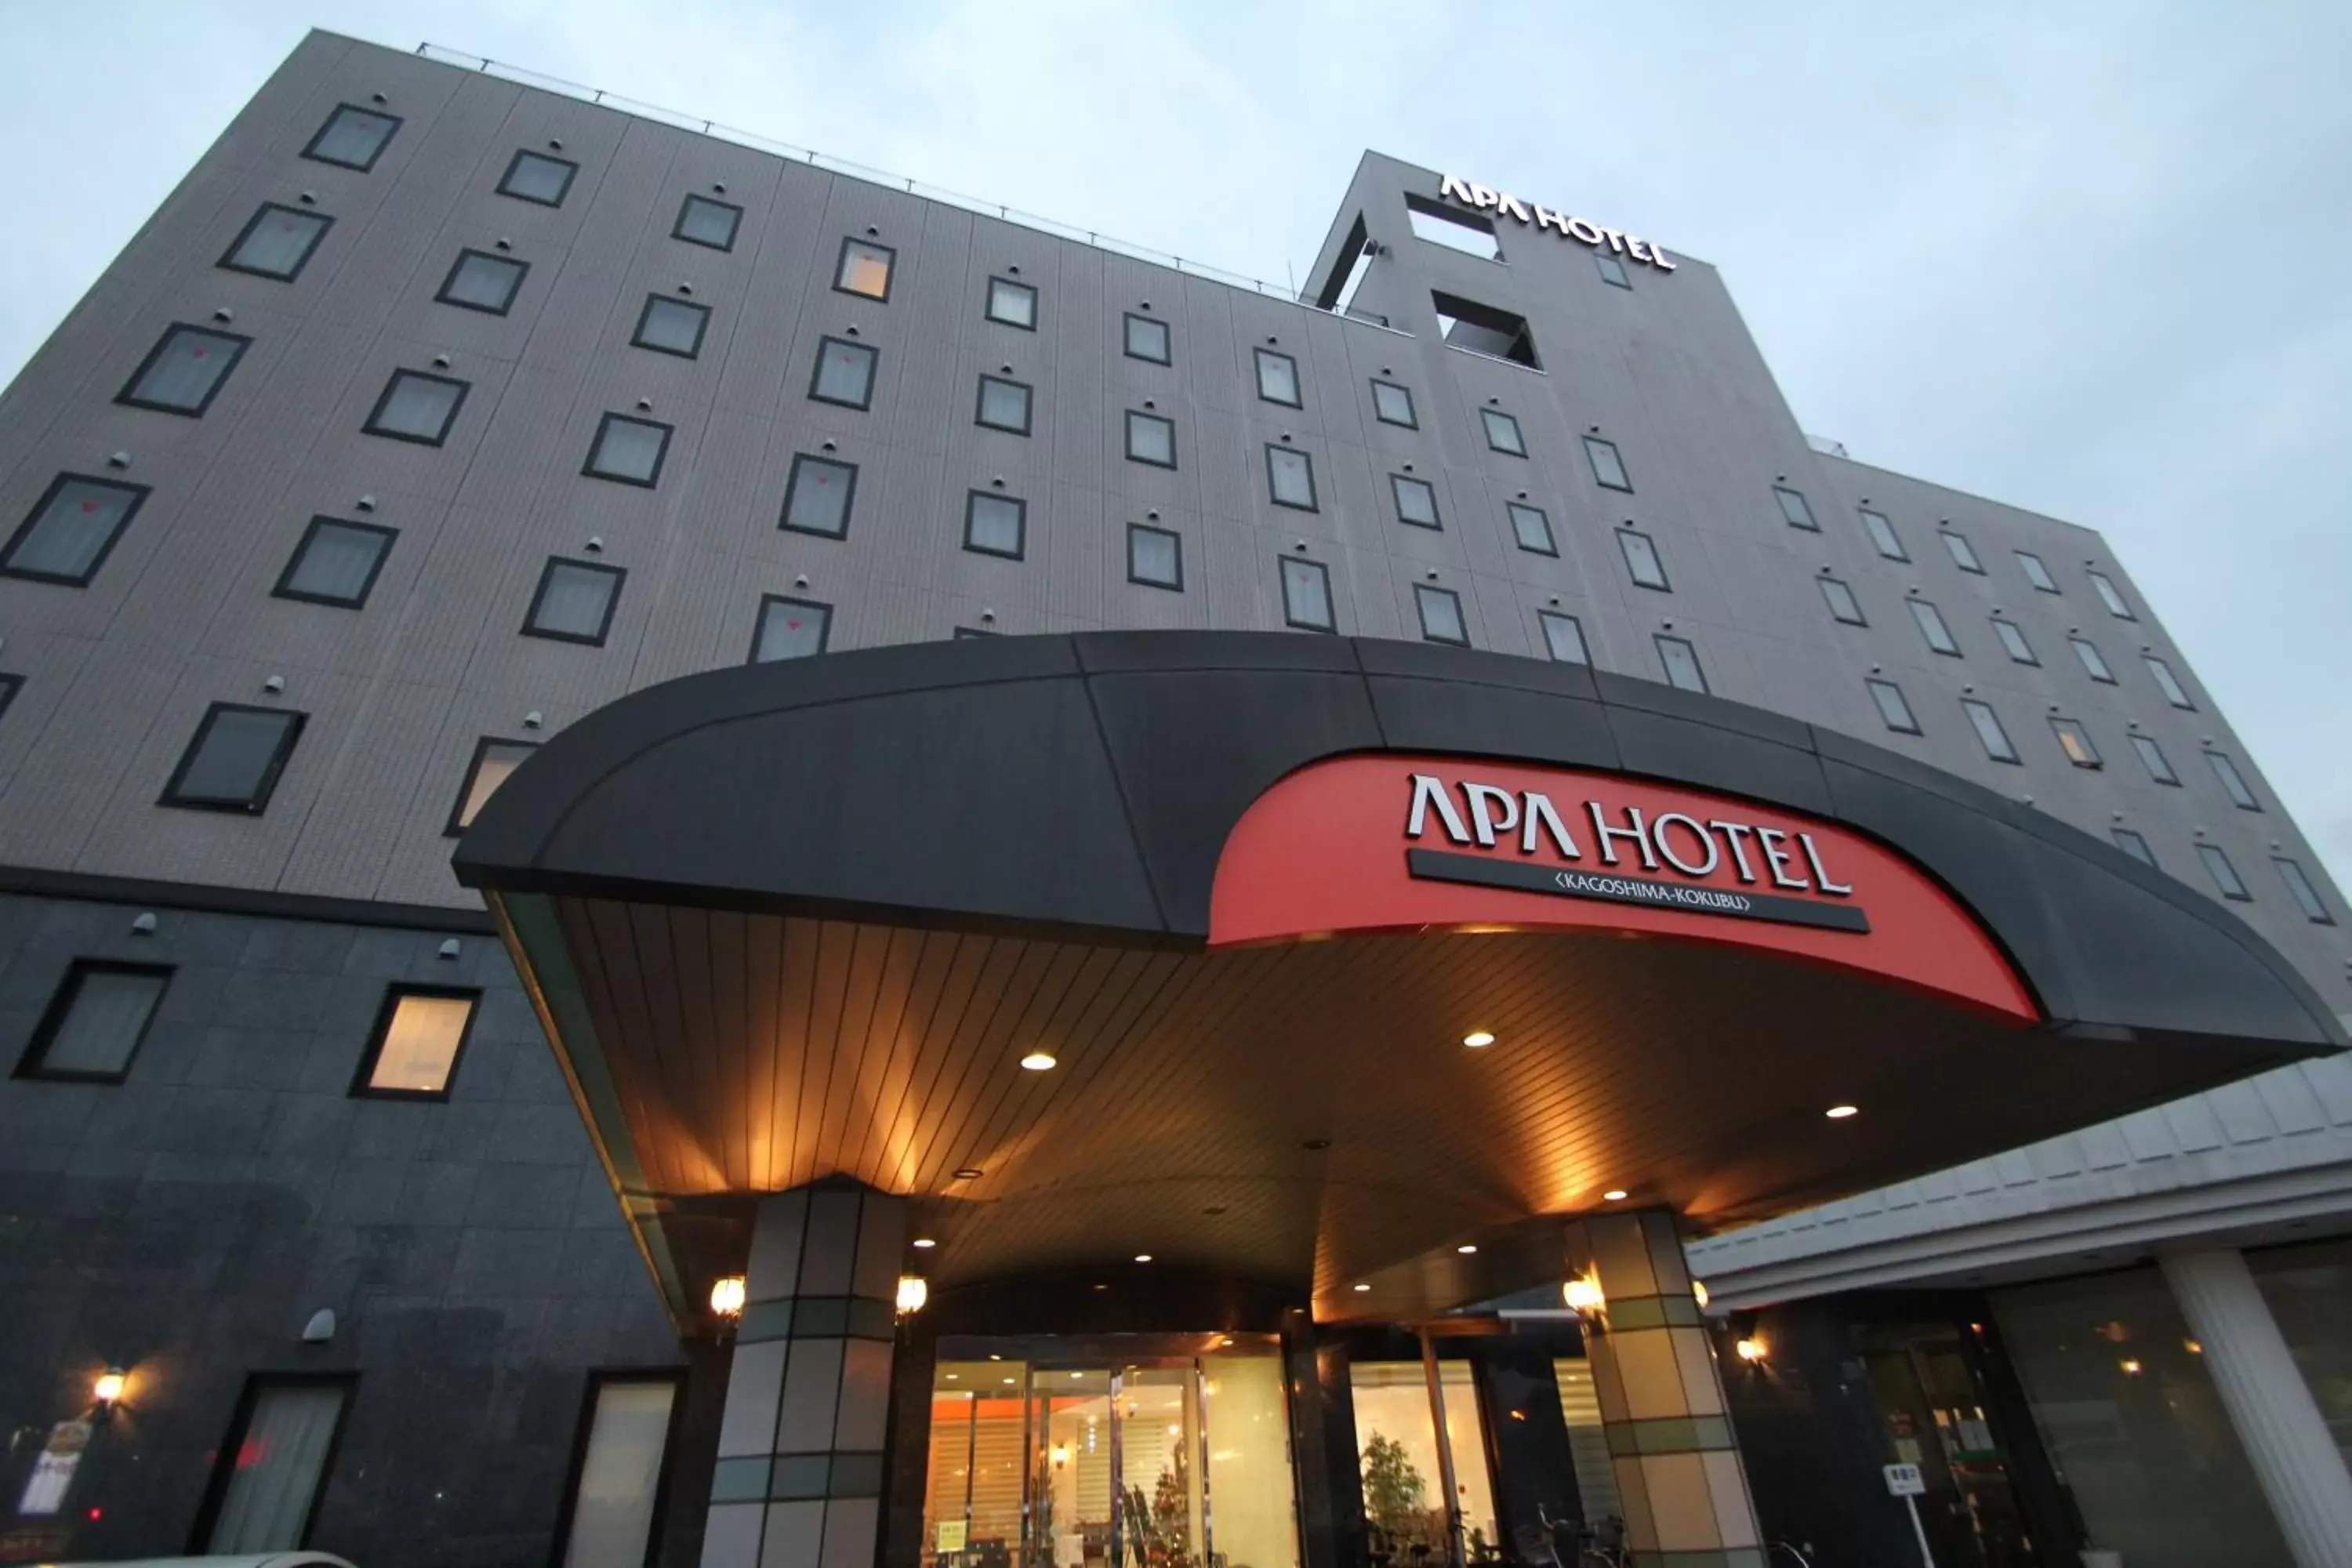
[1134,1254,1153,1263]
[1825,1104,1860,1120]
[1353,1283,1372,1293]
[1071,1371,1084,1380]
[1004,1376,1017,1385]
[1457,1243,1478,1254]
[1461,1029,1496,1048]
[946,1373,960,1381]
[1602,1189,1628,1202]
[1020,1051,1058,1071]
[989,1354,1003,1361]
[912,1238,936,1249]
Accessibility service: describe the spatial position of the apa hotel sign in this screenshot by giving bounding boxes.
[1439,175,1678,272]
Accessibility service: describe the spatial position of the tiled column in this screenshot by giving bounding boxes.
[702,1180,907,1568]
[1564,1210,1764,1568]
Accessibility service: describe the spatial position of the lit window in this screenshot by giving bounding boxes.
[1655,634,1708,693]
[1774,486,1817,531]
[2016,550,2059,593]
[975,375,1033,435]
[1254,347,1301,407]
[1416,584,1468,646]
[16,962,169,1083]
[1123,311,1171,365]
[583,412,673,488]
[118,324,249,416]
[497,150,578,207]
[1127,524,1182,590]
[435,249,528,316]
[1862,509,1907,561]
[808,336,877,409]
[364,368,468,445]
[2130,733,2179,785]
[2111,828,2156,867]
[834,238,895,300]
[1866,677,1919,735]
[1280,556,1334,632]
[2198,843,2250,902]
[1539,611,1588,664]
[1266,445,1318,511]
[1508,502,1556,555]
[2206,750,2259,811]
[630,294,710,358]
[1962,699,2018,764]
[274,517,395,608]
[354,986,479,1097]
[2,474,149,586]
[195,1377,352,1552]
[1595,252,1632,289]
[2144,654,2194,710]
[1370,380,1417,428]
[1991,618,2038,665]
[1943,531,1984,572]
[780,454,857,539]
[552,1374,682,1568]
[2089,570,2134,619]
[220,202,332,281]
[986,275,1038,330]
[673,194,742,251]
[162,703,305,812]
[2050,717,2102,768]
[1126,410,1177,469]
[1392,474,1440,529]
[2274,858,2334,924]
[1617,528,1669,590]
[1480,408,1527,456]
[964,492,1026,559]
[448,738,537,834]
[1819,576,1865,625]
[523,557,625,644]
[1583,436,1632,492]
[751,596,832,662]
[1908,598,1959,656]
[303,103,400,171]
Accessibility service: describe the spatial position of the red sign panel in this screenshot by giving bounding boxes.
[1207,756,2036,1023]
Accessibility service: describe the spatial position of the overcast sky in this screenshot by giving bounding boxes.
[3,2,2347,880]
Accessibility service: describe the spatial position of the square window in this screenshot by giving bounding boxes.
[1773,485,1817,531]
[1480,408,1527,456]
[1655,634,1708,693]
[809,336,877,409]
[303,103,400,171]
[162,702,305,812]
[2207,750,2259,811]
[194,1377,353,1552]
[1617,528,1669,590]
[975,375,1033,435]
[1415,584,1468,646]
[1266,445,1319,511]
[1867,677,1919,735]
[2016,550,2059,592]
[435,249,528,315]
[15,961,170,1083]
[1391,473,1440,528]
[1126,410,1178,469]
[523,557,625,644]
[220,202,332,281]
[1819,575,1864,625]
[2089,570,2134,619]
[1962,699,2019,764]
[2198,843,2250,901]
[497,149,578,207]
[631,294,710,358]
[1280,556,1334,632]
[2131,733,2180,786]
[1127,524,1182,590]
[986,276,1038,330]
[2050,717,2102,768]
[1370,380,1417,428]
[1583,437,1632,492]
[1862,509,1908,561]
[583,412,673,488]
[2071,636,2115,683]
[1123,312,1171,365]
[364,369,469,445]
[2111,828,2156,867]
[1595,252,1632,289]
[1943,531,1984,572]
[2,473,149,586]
[447,737,537,835]
[353,986,480,1098]
[1908,597,1959,655]
[2275,858,2333,924]
[273,517,396,608]
[964,491,1026,559]
[117,324,250,416]
[1539,610,1588,664]
[1508,502,1556,556]
[752,595,833,662]
[834,237,896,300]
[673,194,742,250]
[2145,655,2194,710]
[1254,347,1301,407]
[1992,618,2038,665]
[780,454,857,539]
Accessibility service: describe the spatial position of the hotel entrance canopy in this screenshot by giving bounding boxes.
[454,633,2338,1329]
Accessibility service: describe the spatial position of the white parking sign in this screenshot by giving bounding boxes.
[1882,1461,1926,1497]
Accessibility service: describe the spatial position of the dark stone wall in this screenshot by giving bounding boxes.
[0,892,720,1567]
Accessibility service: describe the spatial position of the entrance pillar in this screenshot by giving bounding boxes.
[1564,1210,1765,1567]
[702,1181,908,1568]
[2158,1247,2352,1567]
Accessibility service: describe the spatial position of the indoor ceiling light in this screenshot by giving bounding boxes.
[1134,1254,1153,1263]
[1457,1243,1478,1254]
[1461,1029,1495,1048]
[1602,1189,1628,1201]
[1353,1283,1372,1292]
[912,1237,936,1249]
[1019,1051,1058,1071]
[1825,1104,1859,1120]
